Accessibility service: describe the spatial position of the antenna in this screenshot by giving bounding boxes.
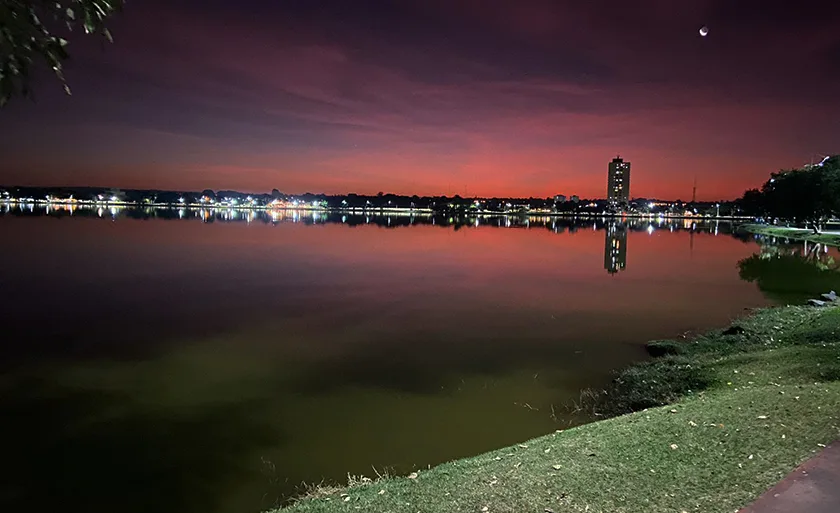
[692,177,697,203]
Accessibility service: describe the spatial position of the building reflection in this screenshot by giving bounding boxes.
[604,221,628,275]
[1,204,732,268]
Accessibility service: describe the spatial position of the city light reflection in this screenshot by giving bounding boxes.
[0,203,743,280]
[0,204,736,240]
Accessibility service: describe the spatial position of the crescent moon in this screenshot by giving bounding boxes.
[699,26,709,37]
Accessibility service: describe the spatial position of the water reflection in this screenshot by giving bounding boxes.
[0,204,743,279]
[0,203,737,234]
[0,206,770,513]
[604,221,628,274]
[0,205,746,281]
[738,240,840,303]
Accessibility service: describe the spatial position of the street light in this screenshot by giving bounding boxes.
[807,153,829,168]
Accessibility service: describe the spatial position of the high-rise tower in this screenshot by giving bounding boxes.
[607,156,631,204]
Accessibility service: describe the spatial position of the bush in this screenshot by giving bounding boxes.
[600,356,716,415]
[645,341,684,357]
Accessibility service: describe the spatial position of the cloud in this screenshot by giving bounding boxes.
[1,0,839,199]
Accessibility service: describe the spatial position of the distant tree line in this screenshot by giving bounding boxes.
[736,155,840,233]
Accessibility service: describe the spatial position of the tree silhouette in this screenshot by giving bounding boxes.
[736,188,764,217]
[738,156,840,233]
[1,0,124,107]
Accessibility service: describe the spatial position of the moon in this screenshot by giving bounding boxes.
[699,26,709,37]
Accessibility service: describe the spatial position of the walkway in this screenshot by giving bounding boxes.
[761,226,840,236]
[739,441,840,513]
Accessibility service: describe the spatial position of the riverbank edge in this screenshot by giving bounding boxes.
[740,223,840,247]
[277,304,840,513]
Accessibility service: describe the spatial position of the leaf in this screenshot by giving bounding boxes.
[1,0,124,107]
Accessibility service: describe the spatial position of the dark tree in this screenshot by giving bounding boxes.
[1,0,124,106]
[760,157,840,233]
[736,188,764,217]
[740,156,840,233]
[155,191,182,204]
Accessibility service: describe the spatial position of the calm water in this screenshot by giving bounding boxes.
[0,208,775,513]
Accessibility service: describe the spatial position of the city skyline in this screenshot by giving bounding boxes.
[1,1,839,200]
[0,181,739,205]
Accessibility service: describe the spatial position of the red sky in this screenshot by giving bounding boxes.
[1,0,839,200]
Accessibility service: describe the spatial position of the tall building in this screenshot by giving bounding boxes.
[607,156,631,204]
[604,221,628,275]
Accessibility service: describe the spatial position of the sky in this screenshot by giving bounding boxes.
[1,0,839,200]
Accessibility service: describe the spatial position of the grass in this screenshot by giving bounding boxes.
[277,306,840,513]
[741,223,840,246]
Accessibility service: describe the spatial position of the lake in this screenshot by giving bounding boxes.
[0,208,776,513]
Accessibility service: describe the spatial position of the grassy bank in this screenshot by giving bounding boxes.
[277,305,840,513]
[741,223,840,247]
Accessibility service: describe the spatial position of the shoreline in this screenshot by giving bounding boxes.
[740,223,840,247]
[1,200,752,221]
[277,304,840,513]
